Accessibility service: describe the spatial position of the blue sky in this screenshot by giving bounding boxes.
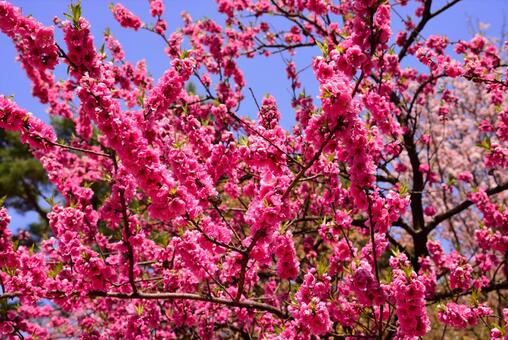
[1,0,508,230]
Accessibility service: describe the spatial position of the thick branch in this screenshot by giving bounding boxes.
[398,0,462,61]
[428,280,508,302]
[398,0,433,61]
[112,155,138,295]
[235,230,263,301]
[0,292,20,299]
[2,290,286,319]
[89,290,286,319]
[188,217,244,254]
[281,129,335,200]
[426,182,508,231]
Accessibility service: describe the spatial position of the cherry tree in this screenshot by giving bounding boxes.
[0,0,507,338]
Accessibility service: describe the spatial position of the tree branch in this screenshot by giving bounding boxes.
[2,290,287,319]
[428,280,508,302]
[89,290,286,319]
[398,0,462,61]
[426,182,508,231]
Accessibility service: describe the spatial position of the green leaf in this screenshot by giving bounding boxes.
[135,304,144,316]
[153,231,170,247]
[181,103,189,115]
[402,265,413,279]
[172,138,187,149]
[399,182,409,196]
[99,42,106,57]
[12,239,19,252]
[273,325,284,335]
[64,1,82,29]
[321,88,332,99]
[2,266,16,276]
[239,135,249,146]
[136,94,145,107]
[317,260,328,276]
[81,252,91,261]
[325,152,334,162]
[29,243,36,256]
[316,40,329,58]
[185,82,197,95]
[469,288,480,306]
[48,262,64,278]
[335,45,345,54]
[477,136,491,150]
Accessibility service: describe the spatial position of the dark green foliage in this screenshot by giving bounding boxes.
[0,117,76,241]
[0,129,51,241]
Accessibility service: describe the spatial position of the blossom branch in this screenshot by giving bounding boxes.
[88,290,287,319]
[426,182,508,231]
[429,280,508,302]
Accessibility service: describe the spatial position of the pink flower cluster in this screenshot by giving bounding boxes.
[0,95,56,151]
[0,207,16,268]
[112,3,143,31]
[438,303,492,329]
[258,95,281,130]
[273,231,299,280]
[449,263,473,292]
[62,18,100,78]
[390,254,430,337]
[144,58,195,132]
[63,20,193,222]
[289,270,332,336]
[79,73,186,221]
[105,33,125,62]
[350,260,386,306]
[149,0,164,17]
[0,2,58,102]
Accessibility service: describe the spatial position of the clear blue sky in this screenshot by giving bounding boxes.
[1,0,508,230]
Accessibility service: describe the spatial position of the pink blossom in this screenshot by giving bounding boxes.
[438,303,492,329]
[149,0,164,17]
[112,3,143,30]
[390,254,430,337]
[274,232,299,280]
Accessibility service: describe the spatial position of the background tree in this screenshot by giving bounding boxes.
[0,129,50,241]
[0,117,78,243]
